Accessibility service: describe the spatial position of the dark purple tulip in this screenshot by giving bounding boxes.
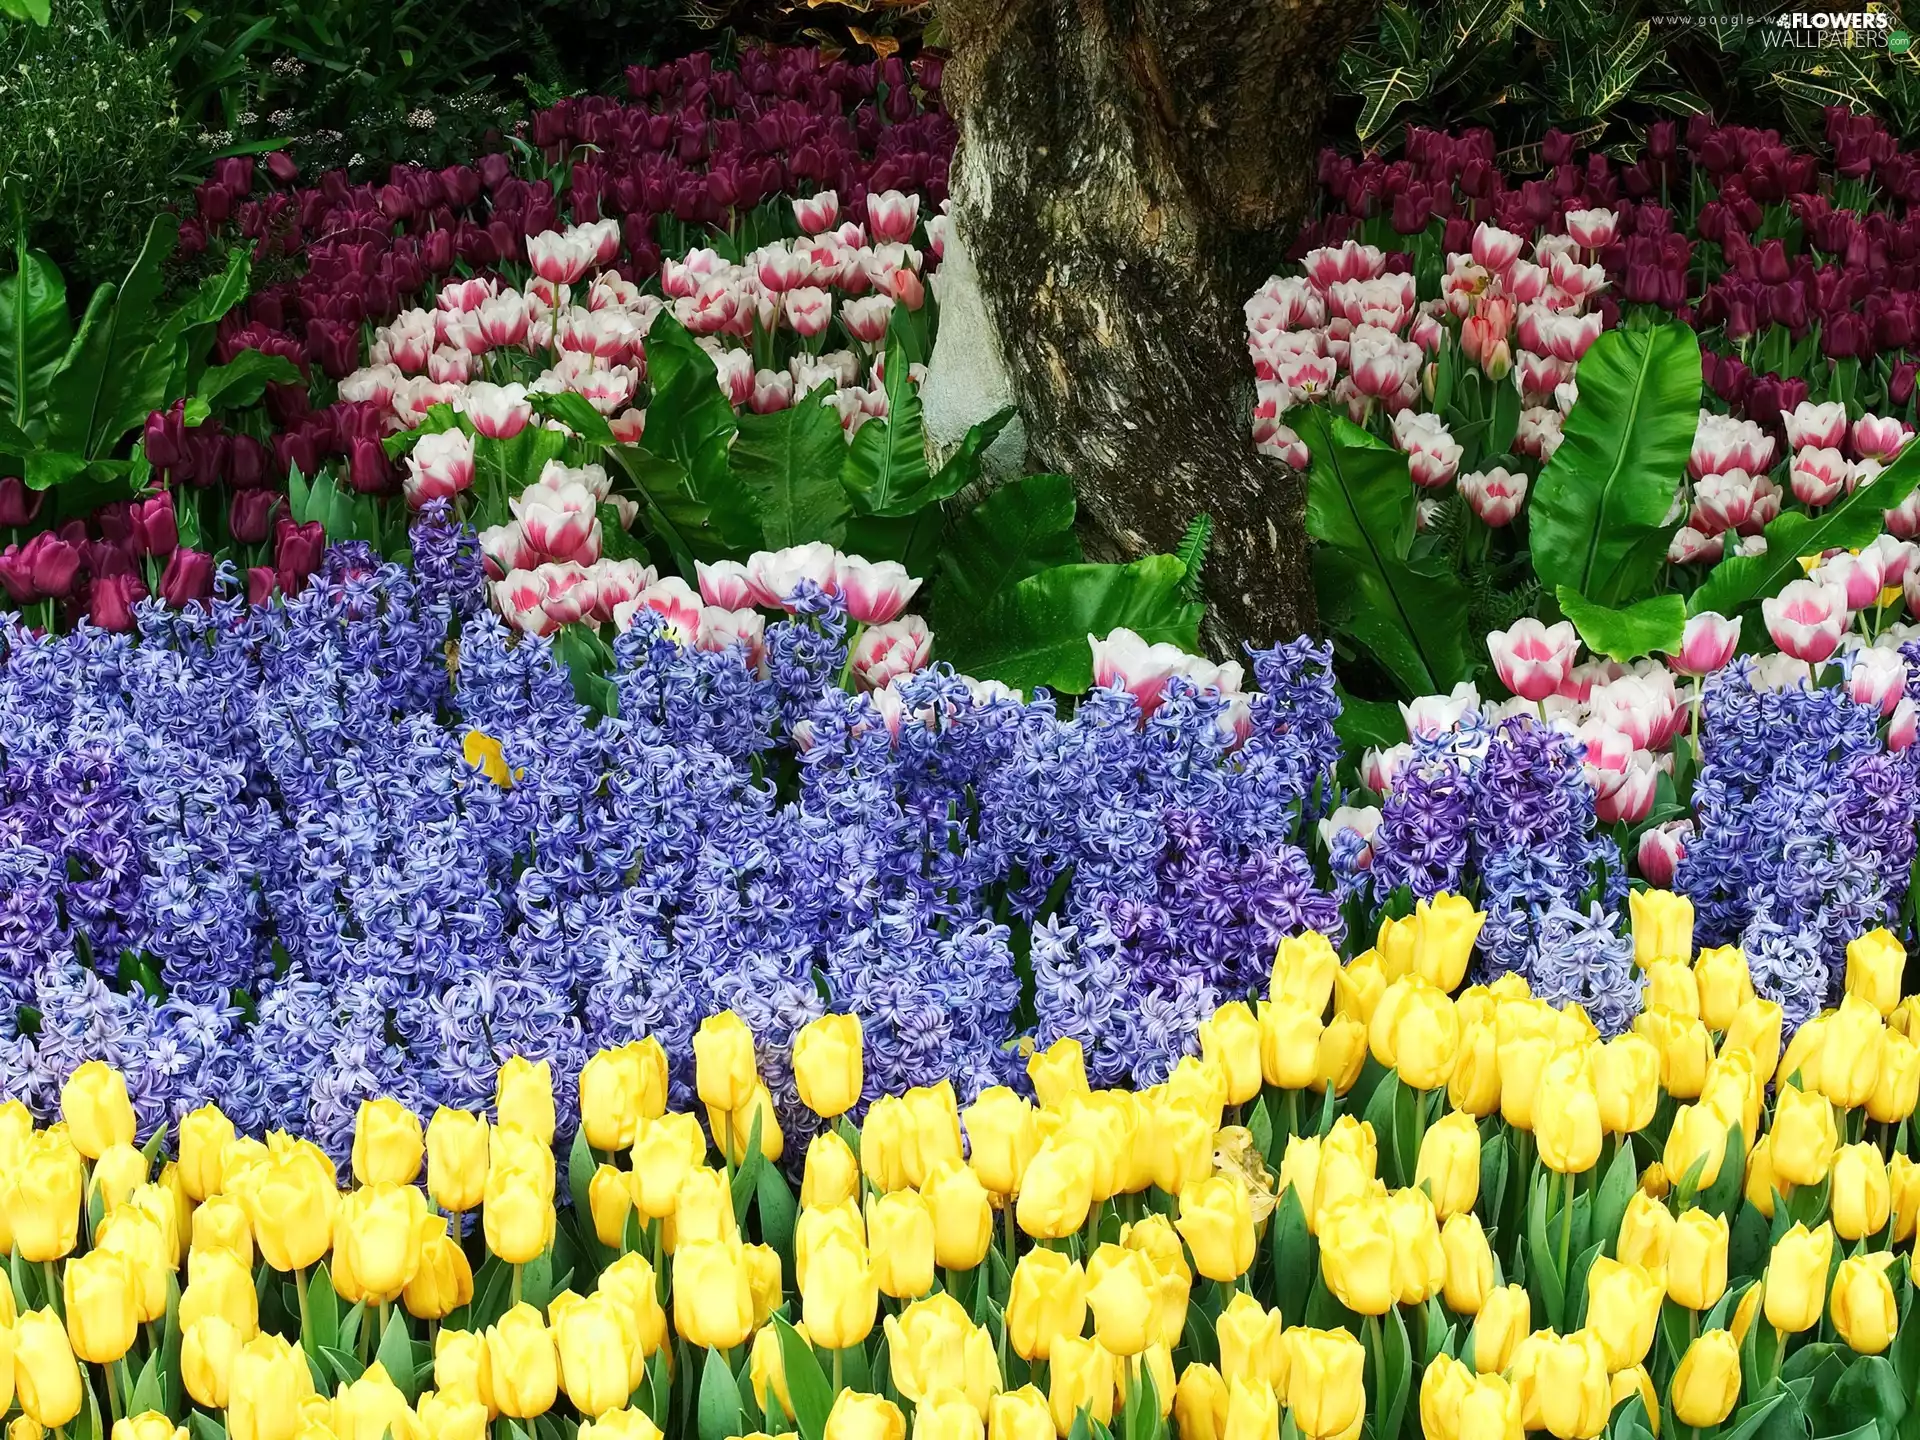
[275,519,326,596]
[143,402,186,471]
[159,547,216,608]
[88,573,146,632]
[0,546,35,603]
[0,476,41,527]
[25,532,80,599]
[1892,361,1917,407]
[266,150,299,184]
[132,491,178,559]
[347,437,391,495]
[229,489,282,544]
[1821,312,1869,360]
[246,565,277,607]
[227,435,269,490]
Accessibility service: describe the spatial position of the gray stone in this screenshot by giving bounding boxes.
[920,217,1027,478]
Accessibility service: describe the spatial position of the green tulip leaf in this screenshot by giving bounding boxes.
[776,1314,835,1440]
[699,1345,745,1440]
[377,1304,420,1401]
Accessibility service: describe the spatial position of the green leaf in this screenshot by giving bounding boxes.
[1375,1305,1414,1440]
[936,554,1205,696]
[698,1345,744,1440]
[128,1349,166,1413]
[1526,1172,1567,1330]
[0,0,53,23]
[775,1315,834,1440]
[567,1127,598,1254]
[931,473,1083,625]
[1269,1182,1314,1326]
[1555,589,1687,662]
[1528,321,1702,606]
[1690,439,1920,616]
[1293,405,1475,697]
[377,1306,420,1401]
[194,351,303,412]
[842,326,933,517]
[46,213,184,460]
[1332,686,1406,752]
[0,243,72,429]
[529,390,618,447]
[638,314,756,552]
[189,1416,229,1440]
[303,1262,341,1355]
[756,1162,798,1291]
[733,393,852,549]
[23,450,90,491]
[924,406,1017,507]
[1590,1142,1640,1259]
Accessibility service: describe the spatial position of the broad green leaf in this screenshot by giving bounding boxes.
[530,391,617,447]
[1528,321,1701,606]
[0,0,53,22]
[931,472,1083,627]
[732,392,851,549]
[755,1163,798,1291]
[0,242,71,429]
[1690,439,1920,616]
[842,325,933,517]
[611,446,719,572]
[195,350,303,412]
[775,1315,834,1440]
[46,213,183,458]
[377,1306,421,1401]
[923,405,1017,506]
[698,1346,744,1440]
[1292,405,1474,697]
[23,449,89,491]
[936,554,1204,695]
[1555,589,1686,662]
[638,314,756,551]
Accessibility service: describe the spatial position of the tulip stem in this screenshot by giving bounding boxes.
[512,1262,524,1309]
[832,1347,844,1397]
[43,1260,61,1319]
[104,1363,121,1425]
[1557,1170,1575,1297]
[294,1263,310,1343]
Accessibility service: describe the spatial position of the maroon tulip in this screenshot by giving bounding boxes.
[266,150,300,184]
[227,435,269,490]
[159,547,216,608]
[275,519,326,597]
[24,532,81,600]
[246,566,278,607]
[0,476,40,527]
[88,574,147,632]
[132,492,178,559]
[229,489,283,545]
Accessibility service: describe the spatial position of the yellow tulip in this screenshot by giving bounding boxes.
[1172,1364,1228,1440]
[416,1392,490,1440]
[1667,1208,1728,1311]
[1277,1136,1322,1231]
[1285,1328,1366,1440]
[1386,1186,1447,1306]
[1313,1116,1378,1222]
[750,1318,805,1420]
[111,1414,186,1440]
[1846,928,1906,1017]
[1820,995,1887,1111]
[63,1249,137,1365]
[494,1057,556,1143]
[1384,978,1461,1090]
[487,1303,559,1418]
[827,1393,906,1440]
[794,1014,865,1119]
[1892,1153,1920,1243]
[331,1363,420,1440]
[693,1012,758,1115]
[578,1043,668,1152]
[1084,1244,1156,1357]
[1420,1353,1475,1440]
[238,1134,337,1272]
[630,1112,705,1220]
[1047,1336,1116,1435]
[60,1062,135,1160]
[586,1163,633,1249]
[916,1392,986,1440]
[1868,1030,1920,1124]
[1496,1033,1553,1131]
[1763,1223,1834,1333]
[1006,1249,1085,1361]
[335,1181,428,1303]
[177,1104,235,1201]
[988,1388,1054,1440]
[1198,1002,1264,1106]
[1663,1102,1732,1192]
[180,1248,259,1337]
[1148,1100,1215,1199]
[1694,946,1754,1032]
[673,1240,756,1351]
[1214,1293,1285,1392]
[962,1088,1037,1197]
[1721,998,1783,1086]
[425,1108,489,1215]
[1745,1135,1779,1219]
[1645,960,1700,1017]
[180,1316,240,1409]
[1516,1328,1609,1440]
[1220,1377,1277,1440]
[96,1208,168,1324]
[598,1252,666,1363]
[1414,1111,1480,1219]
[1440,1211,1493,1315]
[1469,1285,1530,1375]
[554,1293,633,1416]
[1770,1083,1839,1186]
[798,1131,859,1211]
[1629,889,1694,968]
[1594,1034,1660,1135]
[1271,931,1339,1015]
[868,1189,937,1299]
[1315,1013,1370,1097]
[482,1130,555,1266]
[1536,1048,1603,1175]
[1175,1176,1255,1283]
[1014,1134,1094,1240]
[1447,1021,1501,1117]
[1583,1257,1662,1370]
[1317,1194,1393,1317]
[802,1234,878,1349]
[1831,1253,1899,1354]
[1026,1038,1089,1110]
[351,1098,424,1187]
[1411,892,1484,991]
[883,1293,1000,1413]
[5,1128,83,1262]
[1259,999,1324,1089]
[1335,952,1387,1025]
[226,1332,314,1440]
[1635,1006,1712,1098]
[403,1215,474,1321]
[434,1327,494,1413]
[1616,1190,1674,1276]
[1831,1141,1892,1240]
[922,1157,993,1271]
[1670,1330,1741,1427]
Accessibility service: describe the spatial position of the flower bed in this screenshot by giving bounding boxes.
[0,886,1915,1440]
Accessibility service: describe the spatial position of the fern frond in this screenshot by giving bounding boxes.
[1174,513,1214,603]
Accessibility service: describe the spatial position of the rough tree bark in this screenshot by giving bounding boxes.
[936,0,1368,652]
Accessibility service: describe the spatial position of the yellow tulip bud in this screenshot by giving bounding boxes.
[1670,1330,1740,1426]
[1198,1002,1264,1106]
[236,1134,337,1273]
[1379,978,1460,1090]
[1172,1364,1228,1440]
[883,1292,1000,1412]
[1635,1007,1712,1098]
[586,1164,633,1249]
[64,1247,138,1365]
[177,1105,235,1201]
[425,1108,489,1215]
[868,1189,936,1300]
[1440,1211,1493,1315]
[1645,960,1700,1017]
[989,1388,1054,1440]
[1668,1208,1728,1311]
[1027,1038,1089,1111]
[1419,1353,1474,1440]
[1047,1337,1116,1435]
[579,1042,668,1152]
[60,1061,135,1160]
[1869,1029,1920,1124]
[6,1128,83,1262]
[1594,1034,1660,1135]
[486,1303,559,1418]
[1742,1135,1778,1220]
[1220,1377,1277,1440]
[1694,946,1754,1032]
[180,1315,240,1409]
[1447,1021,1500,1117]
[1763,1222,1834,1332]
[89,1142,147,1217]
[962,1088,1037,1197]
[336,1181,428,1304]
[1286,1328,1366,1440]
[1277,1135,1322,1230]
[598,1253,667,1364]
[673,1165,739,1249]
[796,1131,857,1211]
[1386,1186,1447,1306]
[792,1014,864,1118]
[14,1308,81,1428]
[1317,1194,1393,1317]
[1411,1110,1480,1220]
[1715,998,1781,1089]
[693,1012,758,1115]
[554,1294,633,1417]
[630,1112,705,1220]
[1831,1141,1892,1240]
[1584,1257,1662,1371]
[180,1247,259,1338]
[481,1130,555,1266]
[1175,1176,1255,1283]
[495,1057,556,1144]
[802,1234,878,1349]
[1629,889,1694,969]
[1663,1102,1732,1192]
[1820,994,1886,1111]
[434,1327,494,1414]
[750,1319,805,1420]
[923,1157,993,1272]
[351,1098,424,1187]
[1702,1049,1762,1147]
[1831,1253,1899,1354]
[1336,952,1387,1026]
[1271,931,1339,1014]
[1313,1116,1378,1221]
[826,1392,907,1440]
[96,1208,168,1324]
[1892,1153,1920,1243]
[1496,1034,1553,1131]
[1315,1013,1370,1097]
[1519,1328,1610,1440]
[891,1084,965,1191]
[1007,1249,1086,1361]
[1846,928,1906,1017]
[403,1215,473,1321]
[710,1081,784,1167]
[227,1332,315,1440]
[417,1392,490,1440]
[1084,1243,1156,1356]
[1536,1049,1603,1174]
[111,1414,186,1440]
[915,1391,985,1440]
[1259,999,1324,1089]
[795,1201,864,1292]
[331,1362,420,1440]
[1469,1285,1530,1375]
[1770,1082,1839,1186]
[1410,892,1484,992]
[190,1191,253,1270]
[1213,1293,1285,1392]
[1015,1134,1094,1240]
[1616,1190,1674,1276]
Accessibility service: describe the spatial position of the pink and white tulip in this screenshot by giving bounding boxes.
[1359,744,1411,794]
[1813,548,1888,611]
[1457,468,1529,526]
[526,230,595,286]
[1637,820,1691,887]
[510,476,601,566]
[1399,682,1482,740]
[1891,696,1918,750]
[865,191,920,244]
[1853,413,1912,462]
[493,569,557,635]
[1090,627,1195,720]
[836,554,922,624]
[1487,619,1580,701]
[1847,647,1909,715]
[793,191,841,235]
[696,606,768,672]
[462,382,533,439]
[696,560,756,610]
[1789,447,1849,506]
[1390,411,1463,489]
[1782,400,1849,451]
[1671,611,1741,676]
[747,542,840,608]
[1593,749,1661,826]
[853,614,933,690]
[402,428,475,508]
[1565,208,1619,249]
[1762,579,1850,662]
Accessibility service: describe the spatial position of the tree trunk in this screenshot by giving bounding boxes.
[938,0,1367,652]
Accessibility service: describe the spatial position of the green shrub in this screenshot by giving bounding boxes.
[0,0,191,290]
